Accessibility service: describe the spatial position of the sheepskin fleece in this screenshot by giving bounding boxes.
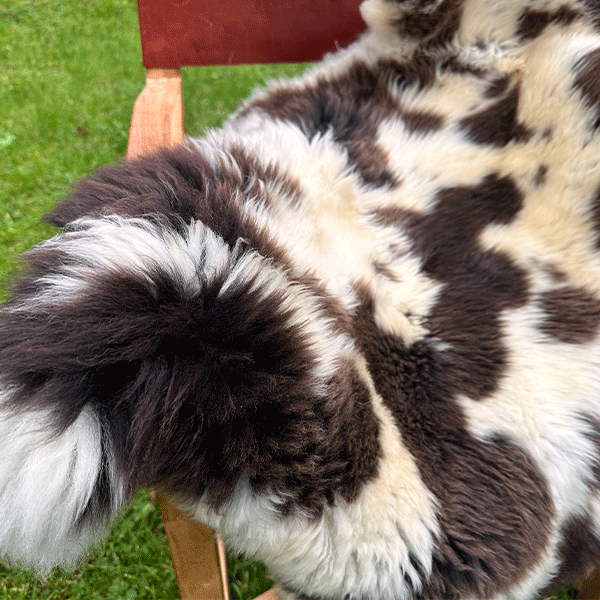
[3,0,600,598]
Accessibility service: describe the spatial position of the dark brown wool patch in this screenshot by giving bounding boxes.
[460,84,533,147]
[239,57,439,188]
[534,164,548,186]
[295,273,356,336]
[400,107,445,134]
[485,74,511,99]
[546,263,568,283]
[353,294,554,599]
[551,516,600,589]
[373,173,527,400]
[440,55,489,79]
[355,174,546,596]
[373,260,399,281]
[139,354,381,515]
[574,48,600,129]
[517,6,580,41]
[0,238,380,515]
[540,286,600,344]
[591,184,600,249]
[580,414,600,489]
[395,0,465,48]
[582,0,600,30]
[44,145,294,267]
[227,145,305,209]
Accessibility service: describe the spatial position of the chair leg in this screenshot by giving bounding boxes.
[159,495,229,600]
[127,68,184,158]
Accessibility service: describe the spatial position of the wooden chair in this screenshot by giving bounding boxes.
[126,2,364,599]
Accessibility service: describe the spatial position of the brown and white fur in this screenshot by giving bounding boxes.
[3,0,600,598]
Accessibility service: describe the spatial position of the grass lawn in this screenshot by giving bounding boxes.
[1,0,306,597]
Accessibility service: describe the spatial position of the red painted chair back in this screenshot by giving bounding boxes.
[137,0,364,67]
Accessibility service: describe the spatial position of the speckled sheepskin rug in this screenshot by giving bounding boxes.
[3,1,600,598]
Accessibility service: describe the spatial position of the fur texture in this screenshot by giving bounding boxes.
[3,0,600,597]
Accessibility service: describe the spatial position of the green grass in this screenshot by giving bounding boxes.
[0,0,307,597]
